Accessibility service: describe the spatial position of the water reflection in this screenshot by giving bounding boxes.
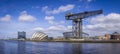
[1,40,120,54]
[32,42,45,54]
[32,42,40,54]
[71,43,82,54]
[27,42,49,54]
[0,40,5,54]
[63,43,82,54]
[17,41,26,54]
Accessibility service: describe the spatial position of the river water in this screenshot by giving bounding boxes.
[0,40,120,54]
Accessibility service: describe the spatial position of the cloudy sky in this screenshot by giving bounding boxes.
[0,0,120,39]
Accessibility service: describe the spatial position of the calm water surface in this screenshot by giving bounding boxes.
[0,40,120,54]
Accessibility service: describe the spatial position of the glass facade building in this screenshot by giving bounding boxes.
[18,31,26,39]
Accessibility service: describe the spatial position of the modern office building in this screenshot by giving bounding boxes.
[63,32,73,39]
[32,31,48,40]
[18,31,26,39]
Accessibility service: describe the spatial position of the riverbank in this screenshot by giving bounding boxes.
[1,39,120,43]
[25,40,120,43]
[1,39,120,54]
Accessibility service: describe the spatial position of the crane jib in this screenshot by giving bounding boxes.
[65,10,103,20]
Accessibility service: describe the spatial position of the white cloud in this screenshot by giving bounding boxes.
[79,0,82,2]
[42,4,75,14]
[33,27,44,31]
[45,16,54,24]
[67,26,72,30]
[18,11,36,22]
[0,14,11,22]
[48,25,67,32]
[60,21,65,24]
[32,6,40,9]
[79,0,92,2]
[84,13,120,36]
[87,0,92,2]
[44,16,65,25]
[33,25,67,32]
[91,13,120,24]
[42,6,48,11]
[45,16,54,21]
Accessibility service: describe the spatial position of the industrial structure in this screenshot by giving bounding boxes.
[18,31,26,39]
[65,10,103,39]
[32,31,48,40]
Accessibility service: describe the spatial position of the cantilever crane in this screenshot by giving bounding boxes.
[65,10,103,39]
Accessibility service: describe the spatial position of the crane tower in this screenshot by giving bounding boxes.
[65,10,103,39]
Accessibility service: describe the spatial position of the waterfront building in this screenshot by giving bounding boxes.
[93,36,105,40]
[54,36,65,40]
[32,31,48,40]
[18,31,26,39]
[48,37,53,40]
[110,32,120,40]
[63,32,89,39]
[104,34,111,40]
[63,32,73,39]
[98,36,105,40]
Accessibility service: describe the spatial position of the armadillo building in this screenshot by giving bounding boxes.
[32,31,48,40]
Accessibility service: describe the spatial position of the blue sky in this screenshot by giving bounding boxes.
[0,0,120,39]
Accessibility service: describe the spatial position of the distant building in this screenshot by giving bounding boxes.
[104,34,111,40]
[48,37,53,40]
[110,32,120,40]
[93,36,105,40]
[18,31,26,39]
[63,32,89,39]
[63,32,73,39]
[103,32,120,40]
[54,36,65,40]
[32,31,48,40]
[98,36,105,40]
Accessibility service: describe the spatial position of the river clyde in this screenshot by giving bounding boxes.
[0,40,120,54]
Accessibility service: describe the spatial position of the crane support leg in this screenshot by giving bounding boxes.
[77,19,82,39]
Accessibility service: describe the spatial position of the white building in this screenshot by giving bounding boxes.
[32,31,48,40]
